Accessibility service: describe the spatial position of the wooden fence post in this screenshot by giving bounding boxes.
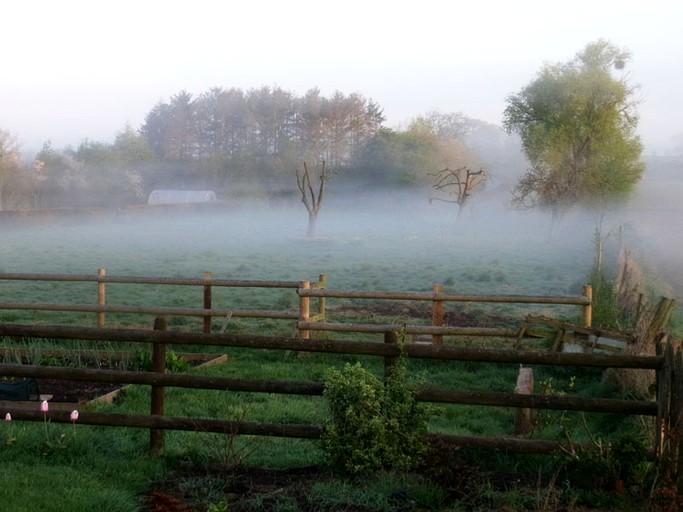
[673,348,683,494]
[645,298,677,345]
[432,284,444,345]
[97,268,106,328]
[298,281,310,340]
[317,274,326,323]
[656,342,672,462]
[514,367,534,435]
[383,331,398,381]
[583,284,592,328]
[656,343,683,490]
[203,271,213,334]
[150,316,167,456]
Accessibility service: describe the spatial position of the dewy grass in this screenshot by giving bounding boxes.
[0,209,648,509]
[0,420,165,512]
[0,209,595,321]
[0,462,142,512]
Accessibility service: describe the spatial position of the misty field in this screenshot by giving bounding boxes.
[0,197,667,512]
[0,196,599,330]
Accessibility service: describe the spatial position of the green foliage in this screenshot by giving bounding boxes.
[131,350,190,373]
[556,429,652,502]
[610,431,650,484]
[165,351,190,373]
[205,501,229,512]
[589,266,625,330]
[38,355,62,366]
[321,359,431,476]
[504,40,644,215]
[0,129,23,209]
[352,127,439,186]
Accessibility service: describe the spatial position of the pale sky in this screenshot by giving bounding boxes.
[2,0,682,154]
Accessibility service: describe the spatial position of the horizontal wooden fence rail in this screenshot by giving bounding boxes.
[0,322,667,461]
[0,324,661,368]
[0,271,590,344]
[0,270,325,336]
[298,288,592,305]
[297,285,593,343]
[0,272,302,287]
[0,302,298,320]
[0,362,657,416]
[300,322,519,337]
[3,408,323,440]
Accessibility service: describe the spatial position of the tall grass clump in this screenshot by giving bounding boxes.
[588,265,625,331]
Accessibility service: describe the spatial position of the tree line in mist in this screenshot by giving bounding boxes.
[0,86,522,210]
[1,40,644,217]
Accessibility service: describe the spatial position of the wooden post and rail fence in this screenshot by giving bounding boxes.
[0,270,591,343]
[0,270,680,486]
[0,270,327,335]
[0,322,680,487]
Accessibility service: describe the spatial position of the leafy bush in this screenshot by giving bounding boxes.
[610,431,650,485]
[321,359,431,476]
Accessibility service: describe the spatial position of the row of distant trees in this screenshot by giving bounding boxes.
[0,40,647,223]
[142,87,384,168]
[0,88,515,209]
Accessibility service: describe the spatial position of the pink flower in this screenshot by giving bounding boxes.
[40,400,49,413]
[70,410,79,422]
[4,413,10,421]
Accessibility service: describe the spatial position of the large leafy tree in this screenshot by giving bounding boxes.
[503,40,644,219]
[0,129,22,210]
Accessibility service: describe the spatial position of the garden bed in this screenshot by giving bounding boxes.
[0,349,228,410]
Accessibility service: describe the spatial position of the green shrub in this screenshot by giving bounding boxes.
[556,430,651,491]
[610,431,650,485]
[321,359,431,476]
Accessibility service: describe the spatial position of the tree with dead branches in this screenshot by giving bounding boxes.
[503,40,643,227]
[296,161,332,237]
[429,166,487,216]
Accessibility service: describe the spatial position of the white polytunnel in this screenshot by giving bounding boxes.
[147,190,217,205]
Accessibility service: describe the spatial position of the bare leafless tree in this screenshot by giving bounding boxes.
[429,166,487,216]
[296,161,332,237]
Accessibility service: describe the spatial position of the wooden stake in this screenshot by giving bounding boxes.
[150,316,167,456]
[384,330,398,381]
[583,284,592,328]
[203,271,212,334]
[514,367,534,436]
[317,274,327,323]
[97,268,106,328]
[298,281,310,339]
[432,284,444,346]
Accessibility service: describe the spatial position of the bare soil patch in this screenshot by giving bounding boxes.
[140,442,630,511]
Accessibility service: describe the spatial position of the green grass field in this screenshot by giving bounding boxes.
[1,204,652,511]
[0,202,595,328]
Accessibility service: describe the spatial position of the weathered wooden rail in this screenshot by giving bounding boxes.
[0,270,327,335]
